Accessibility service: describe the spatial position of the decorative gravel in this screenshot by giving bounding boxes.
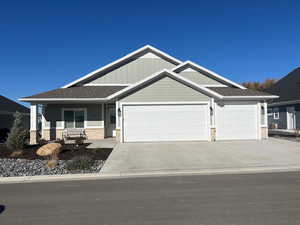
[0,158,105,177]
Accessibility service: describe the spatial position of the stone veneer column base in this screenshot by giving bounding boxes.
[115,129,121,142]
[261,127,268,139]
[211,128,216,141]
[30,130,38,145]
[42,129,63,141]
[85,128,105,140]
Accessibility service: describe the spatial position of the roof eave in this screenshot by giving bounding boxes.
[222,95,279,100]
[268,99,300,107]
[18,98,108,103]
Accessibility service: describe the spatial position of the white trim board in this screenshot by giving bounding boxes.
[172,61,246,89]
[83,83,130,86]
[62,45,182,88]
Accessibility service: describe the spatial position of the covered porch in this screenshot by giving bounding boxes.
[28,102,119,144]
[19,85,127,144]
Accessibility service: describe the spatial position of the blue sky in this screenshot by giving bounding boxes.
[1,0,300,105]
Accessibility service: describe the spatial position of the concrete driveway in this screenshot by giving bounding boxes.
[101,138,300,175]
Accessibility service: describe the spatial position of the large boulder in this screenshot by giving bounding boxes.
[36,143,62,157]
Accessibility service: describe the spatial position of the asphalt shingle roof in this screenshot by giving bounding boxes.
[266,67,300,103]
[208,87,273,96]
[0,95,29,113]
[22,86,127,99]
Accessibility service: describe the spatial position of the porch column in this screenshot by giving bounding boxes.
[30,103,38,144]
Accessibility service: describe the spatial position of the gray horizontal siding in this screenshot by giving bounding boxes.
[120,76,210,102]
[179,70,225,85]
[86,58,175,85]
[44,104,103,129]
[268,106,287,129]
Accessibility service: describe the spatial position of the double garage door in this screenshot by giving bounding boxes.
[122,104,210,142]
[122,102,259,142]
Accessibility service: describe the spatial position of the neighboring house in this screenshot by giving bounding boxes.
[266,68,300,130]
[0,95,30,141]
[20,45,277,144]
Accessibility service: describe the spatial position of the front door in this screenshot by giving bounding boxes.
[287,106,296,130]
[105,105,116,137]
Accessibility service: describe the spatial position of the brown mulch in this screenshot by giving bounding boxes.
[0,143,112,160]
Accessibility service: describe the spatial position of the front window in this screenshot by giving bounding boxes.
[64,110,85,128]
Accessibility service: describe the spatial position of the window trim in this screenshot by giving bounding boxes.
[273,107,279,120]
[62,108,87,129]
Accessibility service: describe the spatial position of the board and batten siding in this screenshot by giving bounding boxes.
[119,76,210,102]
[44,104,103,129]
[178,69,226,86]
[86,58,176,85]
[268,106,287,129]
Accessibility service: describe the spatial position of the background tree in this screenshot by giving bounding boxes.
[6,111,28,152]
[242,78,277,91]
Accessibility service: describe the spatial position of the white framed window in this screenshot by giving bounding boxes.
[273,108,279,120]
[267,108,273,116]
[62,108,86,128]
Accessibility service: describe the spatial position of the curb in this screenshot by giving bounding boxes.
[2,166,300,184]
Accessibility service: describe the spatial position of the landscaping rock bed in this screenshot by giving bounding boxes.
[0,158,105,177]
[0,143,113,177]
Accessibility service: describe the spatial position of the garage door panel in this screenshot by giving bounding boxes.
[216,103,258,140]
[123,104,209,142]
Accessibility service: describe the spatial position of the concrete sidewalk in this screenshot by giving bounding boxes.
[101,138,300,175]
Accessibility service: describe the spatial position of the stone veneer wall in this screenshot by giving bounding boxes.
[115,129,121,142]
[261,127,268,139]
[42,128,104,141]
[85,128,104,140]
[211,128,216,141]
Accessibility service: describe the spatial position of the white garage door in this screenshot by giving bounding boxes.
[216,102,258,140]
[122,104,209,142]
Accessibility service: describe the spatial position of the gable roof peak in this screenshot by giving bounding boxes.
[172,61,246,89]
[62,45,182,88]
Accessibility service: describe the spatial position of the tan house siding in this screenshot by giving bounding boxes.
[120,76,210,102]
[86,58,176,85]
[179,69,225,86]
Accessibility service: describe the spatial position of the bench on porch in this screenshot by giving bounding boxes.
[63,128,87,141]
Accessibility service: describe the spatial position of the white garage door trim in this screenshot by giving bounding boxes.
[120,101,210,143]
[215,101,259,140]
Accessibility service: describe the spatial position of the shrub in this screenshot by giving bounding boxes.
[66,155,94,171]
[47,159,58,168]
[6,112,28,151]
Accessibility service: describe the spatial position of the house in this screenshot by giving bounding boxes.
[20,45,277,144]
[0,95,30,141]
[266,68,300,131]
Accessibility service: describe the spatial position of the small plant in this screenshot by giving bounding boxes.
[46,159,58,168]
[66,155,94,171]
[6,112,28,152]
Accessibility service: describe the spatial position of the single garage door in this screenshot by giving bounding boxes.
[216,102,258,140]
[122,104,209,142]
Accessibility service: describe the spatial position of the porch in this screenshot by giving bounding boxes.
[29,103,119,144]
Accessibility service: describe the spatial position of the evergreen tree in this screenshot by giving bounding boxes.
[6,111,28,151]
